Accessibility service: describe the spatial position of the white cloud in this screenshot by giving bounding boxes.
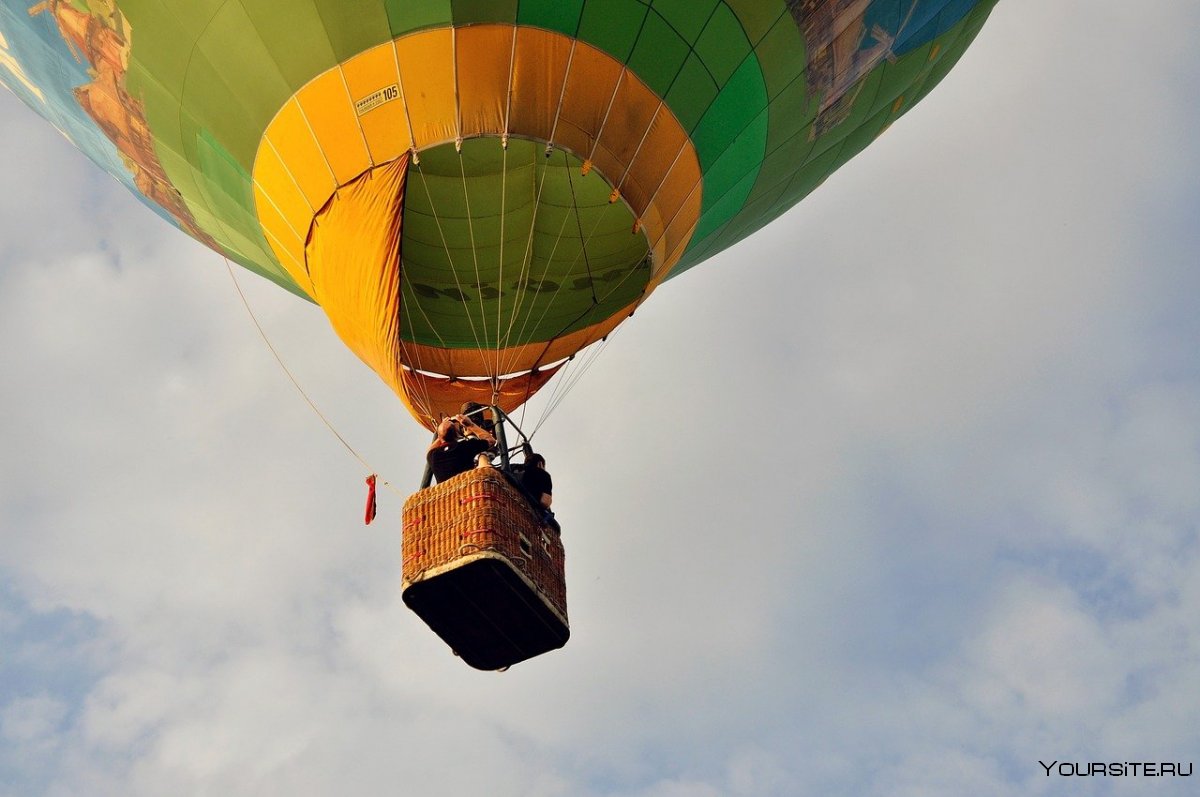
[2,694,66,743]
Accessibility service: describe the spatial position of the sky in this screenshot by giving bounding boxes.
[2,2,1199,795]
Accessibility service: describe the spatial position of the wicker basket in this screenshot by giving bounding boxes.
[401,467,568,669]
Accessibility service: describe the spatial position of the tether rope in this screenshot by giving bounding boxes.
[222,257,405,498]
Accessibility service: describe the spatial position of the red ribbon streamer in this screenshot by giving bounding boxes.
[364,474,378,525]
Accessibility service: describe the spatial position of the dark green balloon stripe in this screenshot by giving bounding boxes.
[670,0,999,277]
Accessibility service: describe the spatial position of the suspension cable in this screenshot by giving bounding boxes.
[499,150,580,375]
[222,257,405,497]
[532,329,618,438]
[497,142,553,359]
[494,140,509,379]
[456,144,492,349]
[412,162,488,358]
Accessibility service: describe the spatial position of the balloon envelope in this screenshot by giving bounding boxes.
[0,0,998,427]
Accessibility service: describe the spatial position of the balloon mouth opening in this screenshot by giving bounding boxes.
[397,135,653,352]
[401,354,571,382]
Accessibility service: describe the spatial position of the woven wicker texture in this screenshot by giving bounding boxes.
[402,468,567,617]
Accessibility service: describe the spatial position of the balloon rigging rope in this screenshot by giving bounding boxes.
[505,163,612,359]
[222,257,405,498]
[456,147,492,351]
[412,164,488,359]
[497,147,549,370]
[566,160,599,304]
[396,283,443,418]
[494,141,508,380]
[397,248,450,414]
[497,146,553,368]
[503,157,643,432]
[499,150,577,375]
[532,326,620,438]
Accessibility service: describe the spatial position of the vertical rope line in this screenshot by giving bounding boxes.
[493,24,520,379]
[498,151,575,374]
[456,150,492,351]
[585,67,626,165]
[395,344,436,424]
[412,165,487,358]
[566,163,599,304]
[497,145,554,367]
[400,278,451,350]
[337,65,374,167]
[503,26,518,139]
[452,26,463,146]
[548,40,576,148]
[640,136,691,223]
[594,250,652,308]
[507,186,621,355]
[494,141,508,379]
[615,102,663,193]
[499,151,583,374]
[391,38,418,153]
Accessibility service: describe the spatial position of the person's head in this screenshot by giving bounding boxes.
[437,416,460,438]
[460,401,485,420]
[527,453,546,470]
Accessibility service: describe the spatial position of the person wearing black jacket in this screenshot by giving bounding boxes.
[520,452,553,511]
[426,414,496,483]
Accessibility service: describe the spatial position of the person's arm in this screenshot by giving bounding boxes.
[428,418,456,451]
[456,414,496,446]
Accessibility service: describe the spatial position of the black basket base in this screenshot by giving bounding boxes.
[402,553,570,671]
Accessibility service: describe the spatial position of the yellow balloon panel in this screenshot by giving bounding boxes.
[261,100,338,211]
[554,43,623,165]
[507,28,573,144]
[252,178,312,294]
[342,42,413,165]
[394,28,457,149]
[457,25,515,137]
[295,69,372,185]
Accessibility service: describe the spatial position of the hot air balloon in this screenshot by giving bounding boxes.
[0,0,1000,668]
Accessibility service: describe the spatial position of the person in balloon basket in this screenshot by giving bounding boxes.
[426,413,495,483]
[459,401,495,437]
[458,402,498,468]
[519,450,558,532]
